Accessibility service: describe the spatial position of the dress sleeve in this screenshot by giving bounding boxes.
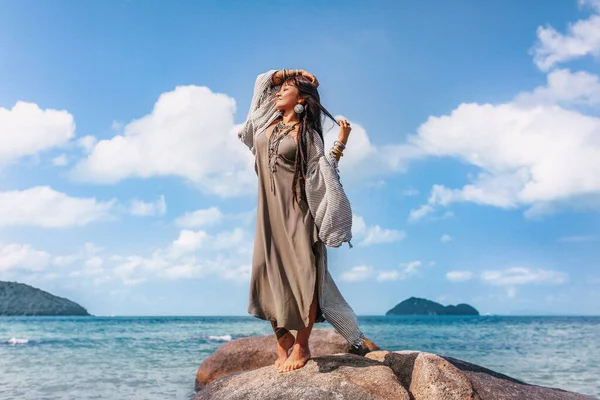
[238,70,280,154]
[305,130,353,248]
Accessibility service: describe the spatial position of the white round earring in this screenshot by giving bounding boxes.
[294,103,305,114]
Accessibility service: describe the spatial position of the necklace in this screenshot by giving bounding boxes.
[267,120,298,194]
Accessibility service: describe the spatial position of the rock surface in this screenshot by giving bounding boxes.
[0,281,90,316]
[196,354,410,400]
[195,330,597,400]
[386,297,479,316]
[195,328,350,390]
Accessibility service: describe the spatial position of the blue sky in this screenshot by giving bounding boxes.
[1,0,599,316]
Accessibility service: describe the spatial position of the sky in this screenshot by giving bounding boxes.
[1,0,600,316]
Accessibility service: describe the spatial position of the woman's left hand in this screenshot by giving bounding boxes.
[338,119,352,143]
[300,70,319,87]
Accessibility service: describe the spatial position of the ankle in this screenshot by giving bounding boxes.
[294,341,309,351]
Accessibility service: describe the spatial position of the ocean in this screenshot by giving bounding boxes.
[0,315,598,399]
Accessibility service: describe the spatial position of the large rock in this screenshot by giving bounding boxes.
[195,329,350,390]
[367,351,477,399]
[195,354,411,400]
[195,335,598,400]
[442,355,595,400]
[365,351,596,400]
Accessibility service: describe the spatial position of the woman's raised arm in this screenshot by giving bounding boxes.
[271,69,319,87]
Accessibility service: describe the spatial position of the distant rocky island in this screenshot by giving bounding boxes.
[386,297,479,316]
[0,281,90,316]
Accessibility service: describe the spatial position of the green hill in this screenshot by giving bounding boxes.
[0,281,90,316]
[386,297,479,316]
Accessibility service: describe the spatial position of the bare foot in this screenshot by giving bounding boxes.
[274,332,295,370]
[278,343,311,372]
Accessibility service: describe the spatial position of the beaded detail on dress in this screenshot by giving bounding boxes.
[267,121,298,195]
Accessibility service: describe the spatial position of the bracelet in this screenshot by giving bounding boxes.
[331,147,344,157]
[334,140,346,149]
[333,145,344,155]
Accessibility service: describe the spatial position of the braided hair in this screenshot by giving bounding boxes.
[283,75,337,207]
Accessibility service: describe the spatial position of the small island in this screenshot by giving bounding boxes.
[386,297,479,316]
[0,281,90,316]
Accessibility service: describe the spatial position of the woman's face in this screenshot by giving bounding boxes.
[275,82,302,111]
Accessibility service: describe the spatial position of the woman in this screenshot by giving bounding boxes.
[239,69,378,373]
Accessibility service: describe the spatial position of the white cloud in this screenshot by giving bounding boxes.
[77,135,97,153]
[481,267,568,286]
[168,227,245,258]
[321,117,423,178]
[69,255,105,277]
[341,265,374,282]
[362,226,406,245]
[0,244,52,272]
[0,187,115,228]
[68,102,420,197]
[402,187,420,196]
[2,229,252,286]
[440,234,453,243]
[446,270,474,282]
[15,242,107,279]
[532,2,600,71]
[376,270,401,282]
[352,215,406,246]
[175,207,223,228]
[209,227,245,250]
[324,117,377,172]
[0,102,75,165]
[375,261,423,282]
[111,121,123,132]
[112,226,251,284]
[52,154,69,166]
[71,85,255,197]
[516,69,600,106]
[408,204,435,222]
[404,8,600,220]
[445,267,567,295]
[84,242,103,255]
[129,195,166,216]
[410,93,600,219]
[399,260,422,278]
[366,180,386,189]
[170,230,208,256]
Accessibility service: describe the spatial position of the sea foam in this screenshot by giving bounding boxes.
[7,338,29,345]
[208,334,232,342]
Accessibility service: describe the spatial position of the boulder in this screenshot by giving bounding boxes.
[365,351,596,400]
[195,329,350,390]
[194,354,411,400]
[442,355,595,400]
[195,334,598,400]
[367,350,477,399]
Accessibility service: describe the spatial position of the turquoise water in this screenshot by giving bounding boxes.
[1,316,599,399]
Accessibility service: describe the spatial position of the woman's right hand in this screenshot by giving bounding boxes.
[301,70,319,87]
